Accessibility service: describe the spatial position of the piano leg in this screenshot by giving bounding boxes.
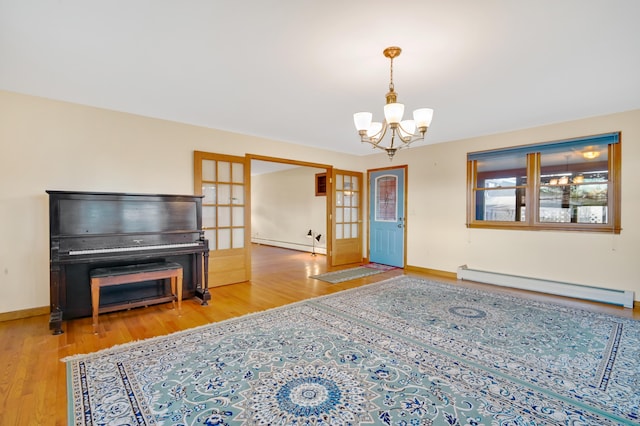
[49,307,64,335]
[49,265,64,334]
[196,248,211,305]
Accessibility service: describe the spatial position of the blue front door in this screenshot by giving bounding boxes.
[369,167,405,267]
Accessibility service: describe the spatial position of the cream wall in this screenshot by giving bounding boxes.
[362,109,640,301]
[251,167,327,253]
[0,90,365,314]
[1,90,638,316]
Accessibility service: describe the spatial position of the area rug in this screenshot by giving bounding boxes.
[309,266,384,283]
[64,276,640,425]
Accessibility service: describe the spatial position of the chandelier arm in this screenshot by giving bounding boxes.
[360,121,390,147]
[396,123,415,143]
[372,121,390,146]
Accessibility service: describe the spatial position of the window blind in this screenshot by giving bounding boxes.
[467,132,619,161]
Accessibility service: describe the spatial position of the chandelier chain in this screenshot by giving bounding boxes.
[389,57,395,92]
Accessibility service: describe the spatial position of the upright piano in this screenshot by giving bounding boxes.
[47,190,210,334]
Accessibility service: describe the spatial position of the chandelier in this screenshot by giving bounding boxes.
[353,46,434,160]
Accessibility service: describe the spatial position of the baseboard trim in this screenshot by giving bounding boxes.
[405,265,457,280]
[0,306,49,322]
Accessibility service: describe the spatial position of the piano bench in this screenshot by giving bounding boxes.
[89,261,183,333]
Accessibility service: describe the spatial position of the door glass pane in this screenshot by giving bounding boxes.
[336,207,343,223]
[232,228,244,248]
[350,193,359,207]
[218,161,231,182]
[232,207,244,226]
[344,176,353,194]
[344,207,351,222]
[375,175,397,222]
[336,175,343,190]
[218,184,231,205]
[218,207,231,227]
[204,230,216,250]
[202,183,216,204]
[351,208,358,223]
[351,223,358,238]
[336,224,343,239]
[351,176,359,191]
[218,229,231,249]
[202,206,216,228]
[232,163,244,183]
[232,184,244,204]
[202,160,215,181]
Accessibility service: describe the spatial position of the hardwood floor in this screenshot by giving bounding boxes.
[0,244,637,425]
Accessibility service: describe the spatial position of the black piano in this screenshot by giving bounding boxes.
[47,190,210,334]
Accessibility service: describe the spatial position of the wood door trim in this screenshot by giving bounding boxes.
[247,153,334,264]
[246,154,332,170]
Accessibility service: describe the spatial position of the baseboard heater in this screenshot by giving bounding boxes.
[456,265,635,308]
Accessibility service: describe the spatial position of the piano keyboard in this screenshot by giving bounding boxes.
[69,242,201,256]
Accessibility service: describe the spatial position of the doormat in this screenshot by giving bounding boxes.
[309,266,384,283]
[362,262,397,271]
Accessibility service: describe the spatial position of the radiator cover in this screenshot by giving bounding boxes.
[457,265,634,308]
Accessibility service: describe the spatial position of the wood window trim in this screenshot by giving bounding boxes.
[466,134,621,234]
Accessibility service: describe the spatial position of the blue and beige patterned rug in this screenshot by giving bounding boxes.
[64,276,640,425]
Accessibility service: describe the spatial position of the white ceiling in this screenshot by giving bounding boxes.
[2,1,639,157]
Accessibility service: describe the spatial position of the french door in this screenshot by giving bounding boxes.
[194,151,251,287]
[331,169,363,266]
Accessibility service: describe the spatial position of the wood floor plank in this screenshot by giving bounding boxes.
[0,244,636,425]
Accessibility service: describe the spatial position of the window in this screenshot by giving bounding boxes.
[315,172,327,196]
[467,132,621,233]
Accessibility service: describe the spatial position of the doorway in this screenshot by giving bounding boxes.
[250,157,329,256]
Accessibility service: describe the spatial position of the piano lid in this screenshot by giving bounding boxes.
[47,190,204,238]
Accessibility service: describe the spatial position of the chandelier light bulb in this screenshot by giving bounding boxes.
[413,108,434,129]
[384,103,404,124]
[353,112,373,132]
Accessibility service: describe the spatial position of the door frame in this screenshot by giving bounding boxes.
[246,154,334,263]
[367,165,408,268]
